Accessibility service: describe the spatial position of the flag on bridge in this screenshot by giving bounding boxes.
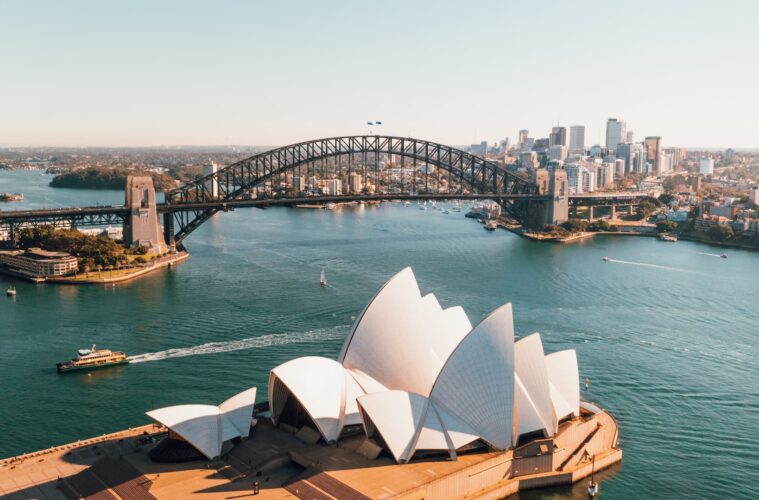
[367,121,374,125]
[375,121,382,125]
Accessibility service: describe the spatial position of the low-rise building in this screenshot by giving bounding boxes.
[0,248,78,279]
[694,214,731,232]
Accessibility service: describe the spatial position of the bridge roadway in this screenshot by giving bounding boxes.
[0,193,548,225]
[0,191,648,229]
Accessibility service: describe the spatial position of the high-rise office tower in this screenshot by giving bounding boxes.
[605,118,627,150]
[518,129,529,147]
[348,172,362,193]
[644,136,662,172]
[615,143,634,174]
[549,126,567,147]
[203,162,219,198]
[626,131,634,143]
[548,145,568,161]
[569,126,585,152]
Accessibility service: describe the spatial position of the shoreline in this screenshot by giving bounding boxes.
[1,251,189,285]
[495,217,759,250]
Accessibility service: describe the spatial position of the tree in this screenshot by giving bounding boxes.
[636,200,658,220]
[656,220,678,233]
[707,225,734,241]
[658,193,675,205]
[588,220,611,232]
[561,219,588,233]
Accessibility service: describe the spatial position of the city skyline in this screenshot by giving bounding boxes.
[2,0,758,148]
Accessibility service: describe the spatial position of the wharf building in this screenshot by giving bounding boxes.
[0,248,78,281]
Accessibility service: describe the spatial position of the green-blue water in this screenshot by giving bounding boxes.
[1,170,758,499]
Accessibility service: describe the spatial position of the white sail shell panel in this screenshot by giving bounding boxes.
[357,390,428,463]
[514,374,548,440]
[429,303,516,450]
[545,349,580,419]
[514,333,556,436]
[269,356,359,442]
[147,404,222,460]
[339,268,471,398]
[219,387,257,438]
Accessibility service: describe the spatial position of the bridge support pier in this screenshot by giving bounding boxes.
[123,176,166,253]
[163,212,176,252]
[588,206,595,221]
[524,168,568,227]
[610,205,616,219]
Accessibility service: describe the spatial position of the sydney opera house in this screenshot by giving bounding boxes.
[0,268,621,499]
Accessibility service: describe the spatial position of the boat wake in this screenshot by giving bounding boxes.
[127,326,348,364]
[698,252,723,258]
[606,259,691,273]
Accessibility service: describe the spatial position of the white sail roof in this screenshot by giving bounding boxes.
[545,349,580,419]
[147,405,221,460]
[146,386,257,460]
[429,303,515,450]
[357,390,479,463]
[514,374,548,440]
[219,387,258,438]
[269,356,365,442]
[338,268,471,396]
[266,268,586,463]
[514,333,556,437]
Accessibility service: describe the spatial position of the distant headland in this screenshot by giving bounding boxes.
[49,166,176,191]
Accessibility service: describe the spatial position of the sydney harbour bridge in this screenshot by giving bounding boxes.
[0,135,646,248]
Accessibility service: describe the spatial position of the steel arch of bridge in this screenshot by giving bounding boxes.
[165,135,539,243]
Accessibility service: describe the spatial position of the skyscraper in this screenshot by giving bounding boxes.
[518,129,529,147]
[615,143,634,174]
[548,145,568,161]
[348,172,362,193]
[569,126,585,152]
[203,162,219,198]
[605,118,627,150]
[549,126,567,147]
[644,136,662,173]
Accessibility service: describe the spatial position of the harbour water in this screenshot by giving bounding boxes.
[1,170,758,499]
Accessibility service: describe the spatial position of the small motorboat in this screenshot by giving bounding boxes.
[484,220,498,231]
[320,269,328,287]
[6,286,16,297]
[442,209,450,214]
[658,233,677,242]
[720,254,727,259]
[602,257,610,262]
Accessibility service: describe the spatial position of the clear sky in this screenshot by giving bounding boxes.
[1,0,757,148]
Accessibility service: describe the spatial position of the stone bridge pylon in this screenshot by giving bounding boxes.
[124,176,167,253]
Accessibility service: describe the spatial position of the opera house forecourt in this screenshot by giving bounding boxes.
[0,268,621,499]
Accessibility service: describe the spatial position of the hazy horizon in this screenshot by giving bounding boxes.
[2,0,758,149]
